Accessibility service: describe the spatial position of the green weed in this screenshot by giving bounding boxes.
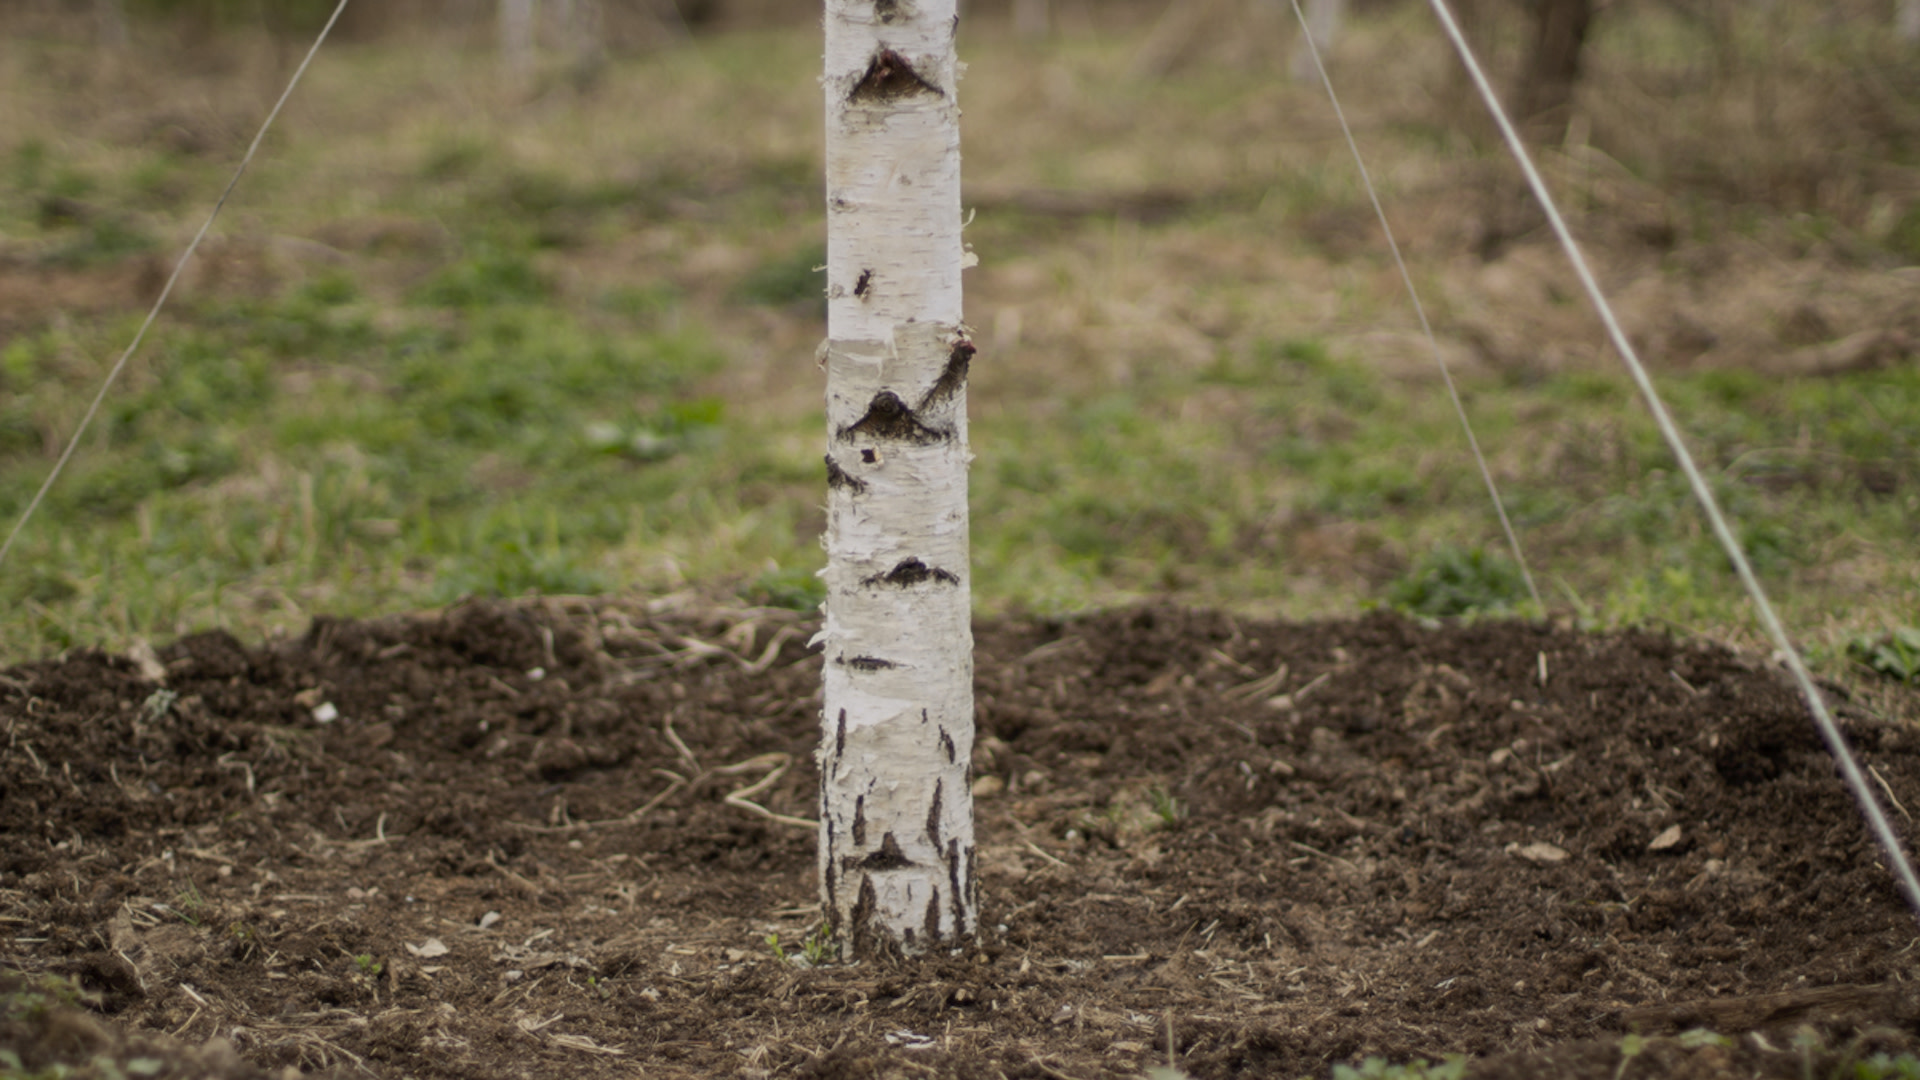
[1849,1052,1920,1080]
[1331,1055,1466,1080]
[1849,627,1920,684]
[1387,546,1531,618]
[414,249,550,308]
[766,924,836,967]
[1148,786,1184,829]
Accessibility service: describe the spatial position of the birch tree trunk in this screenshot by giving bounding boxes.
[500,0,535,83]
[1514,0,1593,139]
[817,0,977,957]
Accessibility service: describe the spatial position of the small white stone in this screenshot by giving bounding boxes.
[1511,841,1570,864]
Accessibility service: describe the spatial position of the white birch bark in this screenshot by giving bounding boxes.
[816,0,976,956]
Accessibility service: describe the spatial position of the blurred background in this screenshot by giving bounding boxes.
[0,0,1917,675]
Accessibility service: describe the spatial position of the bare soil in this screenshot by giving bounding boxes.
[4,600,1919,1079]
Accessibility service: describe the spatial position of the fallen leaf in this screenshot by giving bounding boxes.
[1648,824,1684,852]
[406,938,450,958]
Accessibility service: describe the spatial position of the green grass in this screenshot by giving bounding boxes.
[0,15,1916,662]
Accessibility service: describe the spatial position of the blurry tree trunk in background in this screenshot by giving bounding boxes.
[1014,0,1049,39]
[1287,0,1345,83]
[556,0,605,71]
[95,0,127,48]
[1514,0,1593,139]
[1131,0,1236,78]
[500,0,534,81]
[818,0,977,957]
[1901,0,1920,44]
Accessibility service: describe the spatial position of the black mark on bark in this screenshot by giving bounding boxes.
[862,557,959,589]
[826,455,867,495]
[926,778,943,850]
[938,726,956,764]
[842,391,942,444]
[875,0,899,23]
[964,843,977,915]
[821,834,837,907]
[948,838,966,935]
[924,887,941,944]
[836,708,847,759]
[918,337,974,411]
[851,48,940,102]
[862,831,912,870]
[854,269,873,298]
[852,794,867,846]
[850,875,877,948]
[846,656,896,672]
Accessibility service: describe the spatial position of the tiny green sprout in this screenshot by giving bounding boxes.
[1615,1033,1648,1080]
[1677,1029,1732,1050]
[1149,786,1183,829]
[139,688,177,722]
[1853,1051,1920,1080]
[353,953,383,978]
[767,924,836,967]
[169,884,204,925]
[800,923,836,966]
[586,974,610,999]
[1330,1057,1464,1080]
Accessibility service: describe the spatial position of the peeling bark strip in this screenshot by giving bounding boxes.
[818,0,975,956]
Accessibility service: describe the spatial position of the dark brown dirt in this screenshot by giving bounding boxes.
[4,600,1919,1080]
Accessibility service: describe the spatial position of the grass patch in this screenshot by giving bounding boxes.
[1386,545,1533,618]
[0,16,1914,667]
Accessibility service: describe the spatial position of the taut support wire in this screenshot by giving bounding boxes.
[0,0,355,575]
[1425,0,1920,922]
[1284,0,1542,611]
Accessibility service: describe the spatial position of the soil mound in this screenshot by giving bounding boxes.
[2,601,1917,1079]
